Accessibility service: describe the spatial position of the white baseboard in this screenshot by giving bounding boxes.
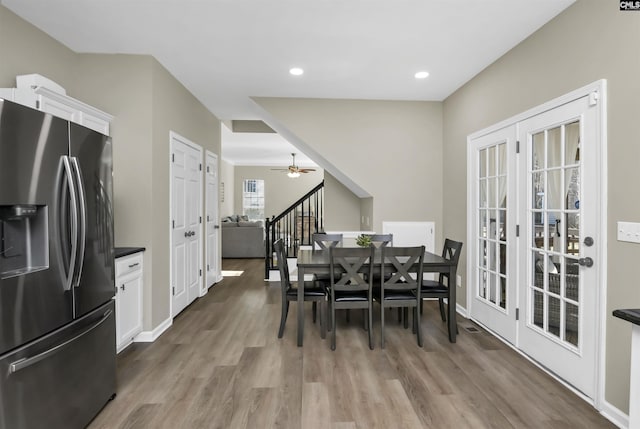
[441,298,468,319]
[456,302,468,318]
[600,399,628,429]
[135,316,172,343]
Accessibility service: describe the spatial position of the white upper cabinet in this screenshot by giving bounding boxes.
[0,74,112,136]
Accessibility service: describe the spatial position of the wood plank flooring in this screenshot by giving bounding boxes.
[89,258,616,429]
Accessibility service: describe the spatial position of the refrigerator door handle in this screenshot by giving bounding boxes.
[8,309,113,374]
[62,156,79,292]
[70,157,87,287]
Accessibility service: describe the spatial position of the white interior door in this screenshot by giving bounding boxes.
[517,94,601,399]
[171,132,203,317]
[205,151,220,289]
[468,125,518,344]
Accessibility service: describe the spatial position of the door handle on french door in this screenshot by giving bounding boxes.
[8,309,113,374]
[62,156,78,292]
[578,257,594,267]
[70,157,86,287]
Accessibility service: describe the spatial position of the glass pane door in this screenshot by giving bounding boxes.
[517,91,601,399]
[469,125,517,345]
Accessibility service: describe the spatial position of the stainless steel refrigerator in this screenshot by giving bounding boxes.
[0,99,116,428]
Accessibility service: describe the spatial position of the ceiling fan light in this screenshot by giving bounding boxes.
[287,171,300,178]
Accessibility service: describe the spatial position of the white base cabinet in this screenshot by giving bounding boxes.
[115,252,143,353]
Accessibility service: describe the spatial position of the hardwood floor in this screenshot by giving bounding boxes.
[89,258,615,429]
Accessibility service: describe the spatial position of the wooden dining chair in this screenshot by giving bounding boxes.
[274,239,326,339]
[327,246,375,350]
[312,233,343,250]
[420,239,463,332]
[374,246,425,348]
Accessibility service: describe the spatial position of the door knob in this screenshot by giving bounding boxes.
[578,257,594,267]
[584,236,594,247]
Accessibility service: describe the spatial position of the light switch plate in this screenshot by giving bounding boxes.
[617,221,640,243]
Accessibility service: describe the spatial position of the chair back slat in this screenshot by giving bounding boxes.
[381,246,424,291]
[312,233,343,250]
[329,247,374,292]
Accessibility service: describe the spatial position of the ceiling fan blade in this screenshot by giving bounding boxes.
[298,168,316,173]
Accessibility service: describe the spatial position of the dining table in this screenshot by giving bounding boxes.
[295,248,458,346]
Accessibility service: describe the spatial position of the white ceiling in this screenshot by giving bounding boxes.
[2,0,574,166]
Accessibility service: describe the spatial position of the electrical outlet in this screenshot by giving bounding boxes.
[457,275,462,287]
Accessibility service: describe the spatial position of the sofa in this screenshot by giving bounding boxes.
[221,215,265,258]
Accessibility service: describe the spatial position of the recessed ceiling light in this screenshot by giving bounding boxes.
[289,67,304,76]
[414,71,430,79]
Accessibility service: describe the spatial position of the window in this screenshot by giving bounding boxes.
[242,179,265,220]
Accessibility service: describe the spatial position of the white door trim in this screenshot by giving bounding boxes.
[466,79,607,410]
[204,150,221,293]
[169,130,204,318]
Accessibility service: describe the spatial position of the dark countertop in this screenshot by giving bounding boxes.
[613,309,640,326]
[115,247,146,258]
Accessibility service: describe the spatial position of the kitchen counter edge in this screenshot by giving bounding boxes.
[613,309,640,326]
[115,247,146,259]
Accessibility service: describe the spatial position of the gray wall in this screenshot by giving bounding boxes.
[254,98,443,239]
[0,6,77,89]
[324,171,361,231]
[1,5,222,331]
[73,54,156,328]
[220,159,235,217]
[443,0,639,413]
[150,60,220,327]
[233,165,324,219]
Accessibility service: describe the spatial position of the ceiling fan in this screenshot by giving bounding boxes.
[271,153,316,178]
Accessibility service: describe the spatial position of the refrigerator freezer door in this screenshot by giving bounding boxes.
[0,100,74,355]
[0,300,116,429]
[69,123,115,317]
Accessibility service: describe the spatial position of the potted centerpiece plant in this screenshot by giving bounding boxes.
[356,234,372,247]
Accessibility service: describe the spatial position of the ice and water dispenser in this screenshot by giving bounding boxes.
[0,204,48,279]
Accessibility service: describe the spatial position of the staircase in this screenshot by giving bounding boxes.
[264,181,324,279]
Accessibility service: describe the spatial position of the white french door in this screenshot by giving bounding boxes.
[517,94,601,399]
[468,126,518,344]
[170,132,203,317]
[205,151,220,290]
[468,81,606,402]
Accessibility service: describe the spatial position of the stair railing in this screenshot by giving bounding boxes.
[265,181,324,279]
